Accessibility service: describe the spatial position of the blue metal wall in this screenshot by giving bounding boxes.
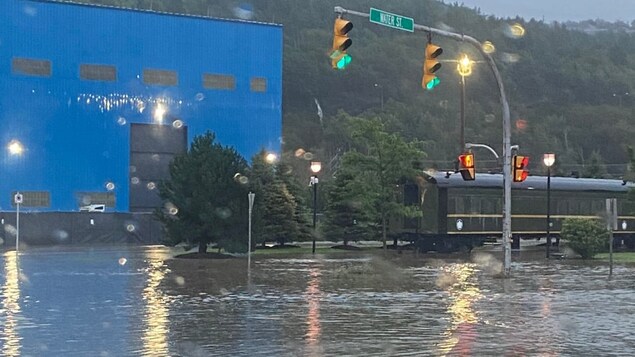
[0,0,282,212]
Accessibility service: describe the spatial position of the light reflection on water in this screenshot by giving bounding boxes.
[0,252,21,357]
[1,247,635,356]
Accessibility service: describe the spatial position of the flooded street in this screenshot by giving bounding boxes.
[1,246,635,356]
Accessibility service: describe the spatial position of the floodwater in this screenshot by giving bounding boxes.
[1,246,635,356]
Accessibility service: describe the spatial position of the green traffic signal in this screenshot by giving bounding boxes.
[336,54,352,69]
[426,77,440,90]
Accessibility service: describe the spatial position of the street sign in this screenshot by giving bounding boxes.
[369,8,414,32]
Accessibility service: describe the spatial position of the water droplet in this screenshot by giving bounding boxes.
[482,41,496,54]
[147,182,156,190]
[172,119,184,129]
[126,224,135,232]
[131,177,140,185]
[118,257,127,265]
[117,117,127,125]
[106,182,115,191]
[174,276,185,286]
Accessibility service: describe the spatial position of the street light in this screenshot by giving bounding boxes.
[457,54,472,153]
[374,83,384,109]
[612,92,629,107]
[310,161,322,254]
[543,153,555,259]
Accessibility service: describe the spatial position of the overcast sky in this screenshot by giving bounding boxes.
[441,0,635,22]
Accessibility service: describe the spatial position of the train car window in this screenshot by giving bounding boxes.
[578,200,594,214]
[470,196,481,214]
[455,196,464,213]
[448,196,456,213]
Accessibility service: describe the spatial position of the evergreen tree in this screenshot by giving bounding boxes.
[250,150,301,246]
[322,167,376,246]
[156,131,249,253]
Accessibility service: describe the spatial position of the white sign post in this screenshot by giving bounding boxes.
[248,192,255,281]
[14,192,23,253]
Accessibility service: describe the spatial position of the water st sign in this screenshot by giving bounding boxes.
[369,8,414,33]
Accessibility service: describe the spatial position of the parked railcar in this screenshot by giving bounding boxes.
[390,172,635,252]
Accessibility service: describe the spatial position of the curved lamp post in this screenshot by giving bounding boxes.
[543,153,555,258]
[310,161,322,254]
[457,54,472,152]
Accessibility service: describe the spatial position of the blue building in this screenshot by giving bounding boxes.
[0,0,282,215]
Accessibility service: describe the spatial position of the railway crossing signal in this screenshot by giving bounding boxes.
[512,155,530,182]
[458,152,475,180]
[330,17,353,70]
[422,42,443,90]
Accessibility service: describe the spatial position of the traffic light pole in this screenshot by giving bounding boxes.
[334,6,513,276]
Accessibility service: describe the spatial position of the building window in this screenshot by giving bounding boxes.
[76,192,116,208]
[12,57,52,77]
[10,191,50,207]
[143,69,178,86]
[80,64,117,81]
[203,73,236,90]
[250,77,267,92]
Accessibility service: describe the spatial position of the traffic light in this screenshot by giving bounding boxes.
[512,155,530,182]
[458,152,475,181]
[422,43,443,90]
[330,18,353,70]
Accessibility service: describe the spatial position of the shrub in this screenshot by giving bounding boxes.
[560,218,609,259]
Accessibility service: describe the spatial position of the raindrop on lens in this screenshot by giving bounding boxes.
[117,117,127,125]
[126,224,135,232]
[172,119,184,129]
[147,182,156,190]
[118,257,127,266]
[175,276,185,286]
[106,182,115,191]
[131,177,140,185]
[195,93,205,101]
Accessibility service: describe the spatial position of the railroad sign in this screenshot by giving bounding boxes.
[369,8,414,32]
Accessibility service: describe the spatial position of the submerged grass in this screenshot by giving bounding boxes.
[252,245,379,256]
[596,252,635,263]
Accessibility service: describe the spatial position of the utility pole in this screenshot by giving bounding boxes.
[334,6,513,276]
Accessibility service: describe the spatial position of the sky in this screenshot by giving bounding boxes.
[441,0,635,23]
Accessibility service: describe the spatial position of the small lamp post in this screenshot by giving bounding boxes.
[310,161,322,254]
[543,153,556,258]
[247,191,255,278]
[374,83,384,109]
[457,54,473,153]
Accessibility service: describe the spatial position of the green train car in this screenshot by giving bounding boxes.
[391,172,635,252]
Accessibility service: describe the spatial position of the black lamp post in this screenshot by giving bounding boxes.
[310,161,322,254]
[544,153,555,258]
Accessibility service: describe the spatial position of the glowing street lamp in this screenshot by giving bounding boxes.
[310,161,322,254]
[457,54,473,152]
[543,153,555,258]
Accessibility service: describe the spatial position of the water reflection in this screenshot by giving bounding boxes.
[304,266,322,355]
[141,250,170,356]
[2,247,635,355]
[438,263,481,356]
[0,252,21,357]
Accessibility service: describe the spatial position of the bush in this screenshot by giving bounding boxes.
[560,218,609,259]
